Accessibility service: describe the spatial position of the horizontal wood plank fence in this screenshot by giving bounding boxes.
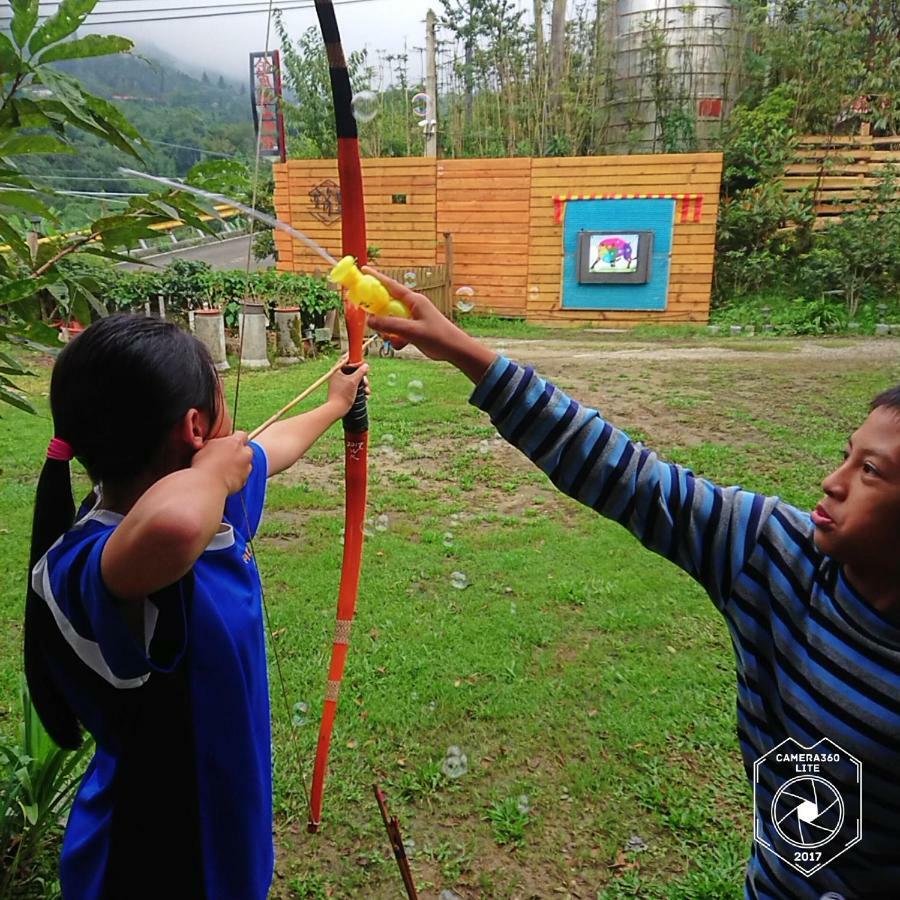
[274,153,722,325]
[783,133,900,225]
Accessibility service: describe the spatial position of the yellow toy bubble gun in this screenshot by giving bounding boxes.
[329,256,410,319]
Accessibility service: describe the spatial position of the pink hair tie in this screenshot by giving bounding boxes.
[47,437,74,461]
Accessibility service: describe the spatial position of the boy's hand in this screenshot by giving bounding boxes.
[192,431,253,496]
[326,364,370,417]
[363,267,497,384]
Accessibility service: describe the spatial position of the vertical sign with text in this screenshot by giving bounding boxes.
[249,50,286,163]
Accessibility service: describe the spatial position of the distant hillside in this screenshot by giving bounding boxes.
[22,48,258,221]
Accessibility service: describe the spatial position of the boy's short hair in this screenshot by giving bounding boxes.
[871,385,900,415]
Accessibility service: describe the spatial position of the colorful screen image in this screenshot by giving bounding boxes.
[576,230,654,284]
[587,233,641,272]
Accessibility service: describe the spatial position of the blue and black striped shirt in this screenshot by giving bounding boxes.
[471,358,900,900]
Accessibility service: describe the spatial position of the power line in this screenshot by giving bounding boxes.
[0,0,383,23]
[21,0,312,15]
[144,139,238,158]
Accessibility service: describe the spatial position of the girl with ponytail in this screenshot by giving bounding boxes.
[25,314,368,900]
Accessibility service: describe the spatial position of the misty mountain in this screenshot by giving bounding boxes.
[22,48,258,216]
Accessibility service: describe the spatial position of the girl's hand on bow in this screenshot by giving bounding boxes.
[326,363,370,417]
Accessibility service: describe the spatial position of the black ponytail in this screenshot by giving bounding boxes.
[25,314,221,747]
[25,458,81,748]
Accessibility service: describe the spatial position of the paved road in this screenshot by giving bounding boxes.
[120,234,274,271]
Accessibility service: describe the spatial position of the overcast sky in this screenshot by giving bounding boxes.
[76,0,530,84]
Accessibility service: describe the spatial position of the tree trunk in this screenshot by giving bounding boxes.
[548,0,567,123]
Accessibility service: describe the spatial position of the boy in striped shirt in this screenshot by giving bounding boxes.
[367,269,900,900]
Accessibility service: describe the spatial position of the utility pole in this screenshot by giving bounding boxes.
[425,8,438,157]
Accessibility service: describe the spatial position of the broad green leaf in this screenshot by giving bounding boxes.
[90,213,167,236]
[70,292,92,325]
[0,32,21,73]
[0,382,36,413]
[10,0,39,50]
[0,349,29,374]
[6,319,60,346]
[0,275,41,306]
[80,245,141,265]
[186,159,251,195]
[29,0,97,55]
[65,277,108,318]
[0,133,72,155]
[37,34,132,65]
[0,189,54,218]
[35,76,141,158]
[8,98,66,131]
[79,87,142,141]
[0,214,34,263]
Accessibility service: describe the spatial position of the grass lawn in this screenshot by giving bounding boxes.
[1,335,898,898]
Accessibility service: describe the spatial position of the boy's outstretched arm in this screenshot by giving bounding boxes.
[365,268,777,609]
[255,365,369,476]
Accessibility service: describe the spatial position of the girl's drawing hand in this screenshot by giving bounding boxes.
[192,431,253,496]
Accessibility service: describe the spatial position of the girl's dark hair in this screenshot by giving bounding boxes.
[26,314,221,748]
[871,384,900,416]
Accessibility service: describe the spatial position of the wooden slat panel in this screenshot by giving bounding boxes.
[275,153,721,324]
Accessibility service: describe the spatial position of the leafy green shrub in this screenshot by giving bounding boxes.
[1,680,92,896]
[795,168,900,318]
[715,89,815,302]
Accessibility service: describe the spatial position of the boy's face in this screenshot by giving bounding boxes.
[813,406,900,567]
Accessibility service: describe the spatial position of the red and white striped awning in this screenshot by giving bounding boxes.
[553,193,704,225]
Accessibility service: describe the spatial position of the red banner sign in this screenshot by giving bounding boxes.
[249,50,286,162]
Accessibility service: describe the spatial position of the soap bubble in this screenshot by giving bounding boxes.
[387,373,398,387]
[407,379,425,403]
[411,92,430,118]
[375,513,390,532]
[442,746,468,779]
[439,891,463,900]
[292,701,309,726]
[351,90,378,123]
[442,531,454,548]
[477,440,491,456]
[403,270,417,288]
[516,794,531,815]
[381,432,395,445]
[455,285,476,313]
[450,571,469,590]
[364,517,375,538]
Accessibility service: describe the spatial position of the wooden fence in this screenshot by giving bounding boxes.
[783,132,900,225]
[381,254,453,320]
[274,153,722,325]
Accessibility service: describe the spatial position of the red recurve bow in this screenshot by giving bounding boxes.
[307,0,369,833]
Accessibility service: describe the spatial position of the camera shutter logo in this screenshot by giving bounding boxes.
[753,738,862,877]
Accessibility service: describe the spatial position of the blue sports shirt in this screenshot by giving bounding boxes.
[31,441,273,900]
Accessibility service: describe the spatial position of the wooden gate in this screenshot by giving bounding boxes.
[380,234,454,319]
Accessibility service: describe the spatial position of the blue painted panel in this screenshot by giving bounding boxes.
[562,198,675,311]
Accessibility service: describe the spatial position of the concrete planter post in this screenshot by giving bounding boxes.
[239,302,270,369]
[274,307,302,364]
[194,309,229,371]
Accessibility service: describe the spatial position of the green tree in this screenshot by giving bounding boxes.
[0,0,224,413]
